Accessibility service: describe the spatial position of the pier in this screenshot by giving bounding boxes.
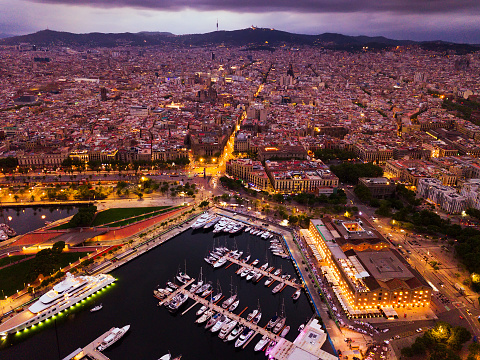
[62,328,114,360]
[225,256,303,290]
[154,280,289,348]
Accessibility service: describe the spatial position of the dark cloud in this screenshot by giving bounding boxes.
[26,0,480,14]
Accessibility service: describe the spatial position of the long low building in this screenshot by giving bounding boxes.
[306,218,431,317]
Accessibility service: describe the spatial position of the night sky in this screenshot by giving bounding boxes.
[1,0,479,43]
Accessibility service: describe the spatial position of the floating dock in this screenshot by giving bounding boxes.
[225,256,303,290]
[62,328,114,360]
[155,280,285,348]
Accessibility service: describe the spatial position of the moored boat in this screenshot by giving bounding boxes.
[97,325,130,351]
[254,335,270,351]
[280,325,290,337]
[235,328,254,348]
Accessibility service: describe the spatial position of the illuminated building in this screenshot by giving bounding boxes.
[305,218,431,318]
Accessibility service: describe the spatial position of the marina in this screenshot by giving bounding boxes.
[0,210,332,359]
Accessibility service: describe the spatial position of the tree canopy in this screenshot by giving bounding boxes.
[330,163,383,184]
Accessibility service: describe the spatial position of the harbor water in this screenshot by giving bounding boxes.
[0,226,320,360]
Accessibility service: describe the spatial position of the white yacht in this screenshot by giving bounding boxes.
[226,324,244,342]
[0,273,115,336]
[254,335,270,351]
[210,314,227,333]
[235,329,254,348]
[97,325,130,351]
[219,319,237,340]
[213,257,227,268]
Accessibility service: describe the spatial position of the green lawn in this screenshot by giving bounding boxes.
[0,255,30,268]
[91,206,171,226]
[106,206,181,227]
[0,252,90,297]
[51,222,72,230]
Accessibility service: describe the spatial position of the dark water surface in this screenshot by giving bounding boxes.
[0,227,315,360]
[0,207,79,235]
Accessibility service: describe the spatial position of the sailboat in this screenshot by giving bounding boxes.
[176,260,190,284]
[190,267,204,293]
[221,277,237,309]
[273,299,286,334]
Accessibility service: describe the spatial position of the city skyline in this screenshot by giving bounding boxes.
[1,0,480,43]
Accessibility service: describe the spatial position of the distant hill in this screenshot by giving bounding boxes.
[1,28,478,53]
[0,33,14,39]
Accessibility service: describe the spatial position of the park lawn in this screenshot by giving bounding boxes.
[91,206,171,227]
[106,206,182,227]
[0,255,30,268]
[51,222,72,230]
[0,252,90,297]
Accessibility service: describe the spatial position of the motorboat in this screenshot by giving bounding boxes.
[219,319,237,340]
[240,268,250,277]
[292,289,301,300]
[203,217,220,229]
[266,315,279,330]
[254,335,270,351]
[272,282,284,294]
[166,293,188,313]
[273,317,286,334]
[204,257,214,265]
[242,255,251,263]
[211,314,227,333]
[235,329,254,348]
[280,326,290,337]
[246,271,256,281]
[273,269,282,276]
[159,353,171,360]
[196,309,214,324]
[226,324,244,342]
[265,341,277,356]
[266,266,274,273]
[251,259,259,266]
[90,304,103,312]
[264,277,274,286]
[166,282,178,290]
[260,263,268,271]
[196,304,208,316]
[213,257,228,268]
[97,325,130,351]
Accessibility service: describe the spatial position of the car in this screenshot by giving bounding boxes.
[460,315,464,320]
[467,309,472,315]
[416,328,423,333]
